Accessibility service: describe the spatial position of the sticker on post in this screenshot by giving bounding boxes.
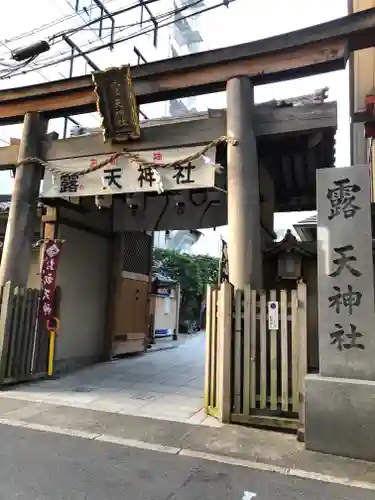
[268,301,279,330]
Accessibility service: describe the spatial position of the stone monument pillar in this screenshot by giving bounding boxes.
[305,164,375,461]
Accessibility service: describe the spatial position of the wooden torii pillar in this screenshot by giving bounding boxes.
[226,77,262,290]
[0,112,47,287]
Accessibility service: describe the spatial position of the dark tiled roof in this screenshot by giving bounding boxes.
[152,271,176,284]
[294,214,317,227]
[0,195,11,213]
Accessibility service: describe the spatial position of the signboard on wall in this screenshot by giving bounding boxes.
[41,146,220,199]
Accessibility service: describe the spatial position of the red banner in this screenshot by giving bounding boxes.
[40,240,63,320]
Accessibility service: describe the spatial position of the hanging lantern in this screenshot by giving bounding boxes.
[277,250,302,280]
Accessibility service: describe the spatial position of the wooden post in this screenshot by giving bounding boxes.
[297,279,307,442]
[226,77,262,290]
[0,112,47,287]
[204,285,213,414]
[40,206,60,270]
[41,206,59,240]
[104,233,123,359]
[217,281,233,422]
[173,283,181,340]
[0,282,14,385]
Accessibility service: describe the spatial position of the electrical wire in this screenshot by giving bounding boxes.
[2,0,118,44]
[3,2,182,75]
[0,0,160,62]
[0,13,158,72]
[0,0,164,65]
[0,55,38,80]
[5,0,214,78]
[48,0,198,58]
[50,0,162,41]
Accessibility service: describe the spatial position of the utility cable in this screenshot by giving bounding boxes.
[2,0,118,44]
[5,0,221,79]
[48,0,199,58]
[50,0,162,41]
[0,0,161,61]
[0,0,163,65]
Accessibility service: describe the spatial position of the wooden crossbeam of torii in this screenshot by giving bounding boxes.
[0,8,374,124]
[0,103,337,169]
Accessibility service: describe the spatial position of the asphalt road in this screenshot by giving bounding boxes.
[0,424,373,500]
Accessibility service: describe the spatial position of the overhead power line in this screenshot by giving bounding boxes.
[2,0,234,81]
[0,0,163,79]
[1,0,118,45]
[1,0,202,78]
[0,0,160,61]
[50,0,162,41]
[48,0,196,59]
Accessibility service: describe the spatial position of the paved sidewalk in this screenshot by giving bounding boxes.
[0,332,213,425]
[0,397,374,488]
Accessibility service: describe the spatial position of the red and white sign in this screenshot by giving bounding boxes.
[41,146,220,198]
[39,240,63,320]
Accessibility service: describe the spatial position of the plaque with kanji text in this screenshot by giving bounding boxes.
[317,165,375,380]
[92,65,140,143]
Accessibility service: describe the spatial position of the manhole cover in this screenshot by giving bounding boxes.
[73,386,93,393]
[131,394,155,401]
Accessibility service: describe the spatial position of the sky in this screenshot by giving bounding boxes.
[192,0,350,255]
[0,0,350,256]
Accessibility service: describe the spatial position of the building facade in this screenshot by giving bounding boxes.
[153,229,202,253]
[168,0,206,116]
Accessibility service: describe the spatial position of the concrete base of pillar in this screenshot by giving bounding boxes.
[305,374,375,461]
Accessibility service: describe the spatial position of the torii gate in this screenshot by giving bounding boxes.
[0,7,374,461]
[0,7,373,291]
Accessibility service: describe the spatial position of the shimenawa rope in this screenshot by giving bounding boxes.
[15,136,237,177]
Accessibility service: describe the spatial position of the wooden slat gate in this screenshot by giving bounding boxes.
[205,281,307,436]
[0,282,49,386]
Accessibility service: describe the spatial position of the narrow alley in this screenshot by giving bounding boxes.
[0,333,214,426]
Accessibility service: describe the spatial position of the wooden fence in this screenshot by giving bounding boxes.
[205,281,307,436]
[0,282,49,386]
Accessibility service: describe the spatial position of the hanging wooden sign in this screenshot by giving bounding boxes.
[92,65,140,142]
